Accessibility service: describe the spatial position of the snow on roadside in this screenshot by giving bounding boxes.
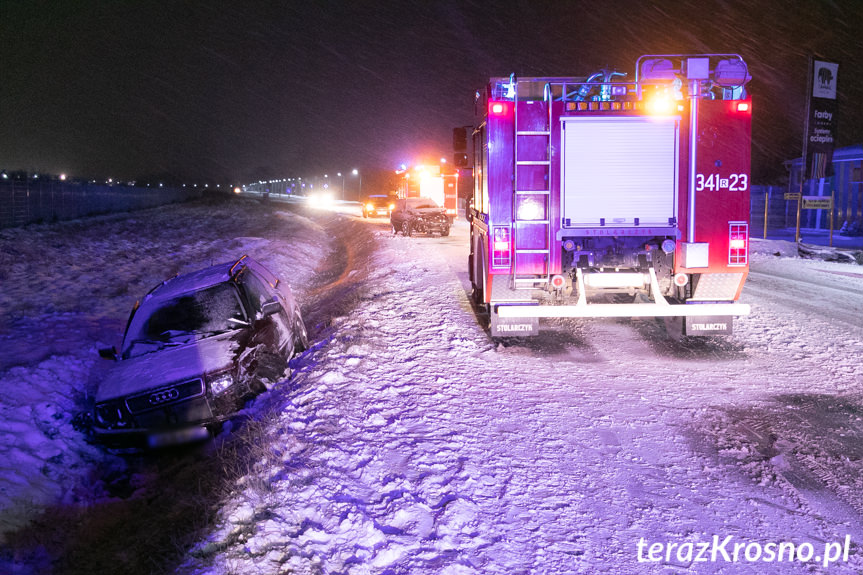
[0,198,330,542]
[182,225,863,574]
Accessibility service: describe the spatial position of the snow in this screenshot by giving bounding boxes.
[179,211,862,574]
[2,199,862,573]
[0,199,328,546]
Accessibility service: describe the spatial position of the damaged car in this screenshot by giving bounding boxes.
[89,255,308,448]
[390,197,451,237]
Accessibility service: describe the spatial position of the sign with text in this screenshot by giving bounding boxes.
[802,196,832,210]
[805,59,839,179]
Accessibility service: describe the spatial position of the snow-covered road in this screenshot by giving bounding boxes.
[183,208,863,574]
[1,197,861,574]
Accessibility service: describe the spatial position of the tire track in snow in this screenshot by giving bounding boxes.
[182,221,863,575]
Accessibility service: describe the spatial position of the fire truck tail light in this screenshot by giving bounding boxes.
[736,102,750,112]
[489,101,508,116]
[492,226,511,268]
[729,222,748,266]
[674,273,689,287]
[551,275,566,289]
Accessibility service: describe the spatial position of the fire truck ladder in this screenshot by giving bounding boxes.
[512,78,553,289]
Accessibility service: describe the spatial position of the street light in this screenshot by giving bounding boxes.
[352,169,362,200]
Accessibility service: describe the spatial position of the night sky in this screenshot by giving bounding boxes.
[1,1,861,184]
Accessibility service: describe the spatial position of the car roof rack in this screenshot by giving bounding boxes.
[229,254,249,280]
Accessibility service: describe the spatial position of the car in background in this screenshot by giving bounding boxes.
[90,255,308,448]
[362,194,395,218]
[308,191,334,208]
[390,197,451,237]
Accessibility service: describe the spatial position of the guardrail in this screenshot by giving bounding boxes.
[0,180,202,229]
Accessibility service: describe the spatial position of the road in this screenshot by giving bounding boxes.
[1,197,860,574]
[184,202,863,574]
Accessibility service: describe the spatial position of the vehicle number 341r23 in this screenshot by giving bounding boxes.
[695,173,749,192]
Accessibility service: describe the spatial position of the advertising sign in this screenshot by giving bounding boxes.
[805,59,839,179]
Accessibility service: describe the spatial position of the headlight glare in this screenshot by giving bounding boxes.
[209,372,234,395]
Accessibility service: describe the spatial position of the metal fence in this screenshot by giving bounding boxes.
[750,185,790,236]
[750,183,844,239]
[0,179,202,229]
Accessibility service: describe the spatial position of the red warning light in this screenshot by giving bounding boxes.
[736,102,750,112]
[489,101,508,116]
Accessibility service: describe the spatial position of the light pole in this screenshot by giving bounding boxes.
[352,169,362,200]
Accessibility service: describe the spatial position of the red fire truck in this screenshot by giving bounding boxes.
[397,164,459,220]
[467,54,753,337]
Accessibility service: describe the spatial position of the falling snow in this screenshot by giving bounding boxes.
[1,198,862,574]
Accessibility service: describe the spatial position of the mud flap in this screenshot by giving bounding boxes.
[685,316,733,336]
[490,308,539,337]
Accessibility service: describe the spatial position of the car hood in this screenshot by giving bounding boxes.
[414,207,447,216]
[97,333,241,402]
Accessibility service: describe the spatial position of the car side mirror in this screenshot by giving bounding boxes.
[261,297,282,317]
[99,346,118,360]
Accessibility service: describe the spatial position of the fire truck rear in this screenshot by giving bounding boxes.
[467,54,753,337]
[397,164,459,220]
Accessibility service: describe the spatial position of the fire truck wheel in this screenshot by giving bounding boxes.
[402,222,412,236]
[471,282,484,306]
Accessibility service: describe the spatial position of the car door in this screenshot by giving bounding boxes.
[241,270,291,353]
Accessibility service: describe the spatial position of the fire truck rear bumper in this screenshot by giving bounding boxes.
[495,302,750,319]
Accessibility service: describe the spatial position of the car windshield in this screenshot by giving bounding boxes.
[123,283,245,357]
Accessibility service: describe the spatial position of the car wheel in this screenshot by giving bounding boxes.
[403,222,412,237]
[293,310,309,353]
[441,226,450,237]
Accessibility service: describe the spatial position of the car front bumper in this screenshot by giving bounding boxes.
[92,422,218,448]
[366,209,391,217]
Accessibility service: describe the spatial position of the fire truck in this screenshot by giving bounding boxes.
[467,54,753,337]
[397,164,459,220]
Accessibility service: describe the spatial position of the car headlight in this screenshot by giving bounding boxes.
[95,400,129,428]
[208,371,235,395]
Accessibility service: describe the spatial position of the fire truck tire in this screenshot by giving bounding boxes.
[468,252,484,305]
[470,273,484,305]
[402,222,413,236]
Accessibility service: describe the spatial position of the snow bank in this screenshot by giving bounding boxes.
[0,198,330,544]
